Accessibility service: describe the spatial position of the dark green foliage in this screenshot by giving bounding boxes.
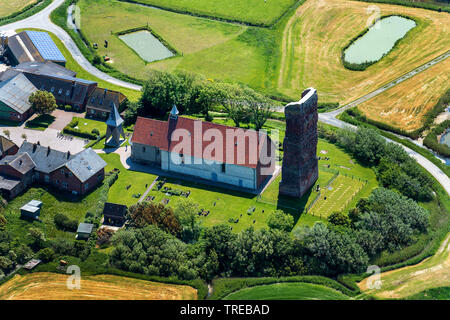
[37,248,55,262]
[0,230,34,275]
[423,119,450,157]
[267,210,294,231]
[328,211,351,228]
[54,213,78,232]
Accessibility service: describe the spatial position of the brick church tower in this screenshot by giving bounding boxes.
[279,88,319,198]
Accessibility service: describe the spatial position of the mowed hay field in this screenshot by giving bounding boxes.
[357,58,450,132]
[359,233,450,299]
[0,0,36,17]
[278,0,450,104]
[223,282,349,300]
[130,0,297,25]
[0,273,197,300]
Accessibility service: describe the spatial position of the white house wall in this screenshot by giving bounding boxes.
[161,151,256,189]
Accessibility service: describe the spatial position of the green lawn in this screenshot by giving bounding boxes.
[2,187,103,241]
[70,117,107,136]
[131,0,297,25]
[24,114,55,131]
[16,28,141,102]
[99,153,158,207]
[406,287,450,300]
[223,282,350,300]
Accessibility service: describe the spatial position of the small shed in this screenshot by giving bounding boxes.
[27,200,43,208]
[23,259,41,270]
[103,202,127,227]
[76,222,94,240]
[20,203,40,220]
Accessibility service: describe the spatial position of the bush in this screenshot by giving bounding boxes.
[54,213,78,232]
[91,128,100,136]
[64,105,72,112]
[38,248,55,263]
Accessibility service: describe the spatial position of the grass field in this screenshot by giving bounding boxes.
[0,0,36,18]
[77,0,274,90]
[357,58,450,132]
[130,0,297,25]
[0,273,197,300]
[359,233,450,299]
[16,28,141,102]
[406,287,450,300]
[1,187,103,241]
[223,282,349,300]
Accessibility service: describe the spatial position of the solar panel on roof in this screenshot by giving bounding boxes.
[25,31,66,62]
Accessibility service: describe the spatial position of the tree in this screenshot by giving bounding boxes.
[21,133,27,140]
[28,228,45,250]
[174,198,202,243]
[28,90,57,115]
[267,210,294,231]
[37,248,55,263]
[0,214,6,229]
[127,202,182,236]
[327,211,351,228]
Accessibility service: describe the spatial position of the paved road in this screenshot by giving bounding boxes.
[0,0,142,91]
[1,1,448,195]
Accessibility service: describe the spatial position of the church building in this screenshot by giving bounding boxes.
[130,106,276,190]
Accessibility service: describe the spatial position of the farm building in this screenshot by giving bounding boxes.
[23,259,41,270]
[0,135,18,159]
[0,152,35,199]
[4,31,66,66]
[0,72,37,122]
[77,223,94,240]
[20,199,42,220]
[86,87,127,121]
[103,202,127,227]
[17,142,107,195]
[131,106,276,190]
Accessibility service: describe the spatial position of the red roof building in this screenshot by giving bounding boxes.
[131,108,276,190]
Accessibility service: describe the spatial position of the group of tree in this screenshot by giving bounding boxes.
[318,125,434,201]
[0,230,33,278]
[124,71,273,130]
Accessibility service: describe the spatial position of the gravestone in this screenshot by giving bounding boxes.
[279,88,319,198]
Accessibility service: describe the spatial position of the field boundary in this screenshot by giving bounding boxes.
[354,0,450,13]
[118,0,306,28]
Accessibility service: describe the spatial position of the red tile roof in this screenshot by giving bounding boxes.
[131,116,274,169]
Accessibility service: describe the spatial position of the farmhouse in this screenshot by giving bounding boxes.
[131,106,276,190]
[3,31,66,66]
[0,141,107,198]
[0,72,37,122]
[16,141,107,195]
[0,135,18,159]
[86,87,127,121]
[0,152,35,198]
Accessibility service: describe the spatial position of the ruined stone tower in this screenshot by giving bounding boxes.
[279,88,319,198]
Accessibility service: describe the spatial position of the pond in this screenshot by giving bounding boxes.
[119,30,174,63]
[343,16,416,65]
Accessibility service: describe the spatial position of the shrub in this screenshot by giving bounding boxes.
[91,128,100,136]
[38,248,55,262]
[54,213,78,232]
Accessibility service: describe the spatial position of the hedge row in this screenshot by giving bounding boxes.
[423,120,450,157]
[63,127,98,140]
[209,275,360,300]
[118,0,305,28]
